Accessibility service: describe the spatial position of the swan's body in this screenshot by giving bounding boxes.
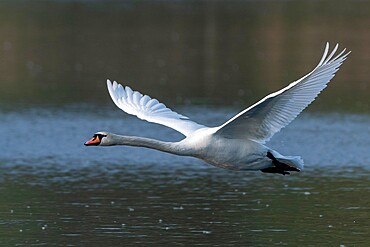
[85,43,349,175]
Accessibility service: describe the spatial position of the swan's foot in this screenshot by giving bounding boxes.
[261,152,300,175]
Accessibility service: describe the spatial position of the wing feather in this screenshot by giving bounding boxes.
[107,80,205,136]
[215,43,350,143]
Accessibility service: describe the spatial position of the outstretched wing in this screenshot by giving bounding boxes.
[107,80,205,136]
[215,43,350,143]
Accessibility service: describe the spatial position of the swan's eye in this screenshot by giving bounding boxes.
[97,134,107,139]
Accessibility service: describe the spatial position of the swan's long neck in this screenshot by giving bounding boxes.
[107,133,188,156]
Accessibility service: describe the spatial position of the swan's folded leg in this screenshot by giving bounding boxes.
[260,151,302,175]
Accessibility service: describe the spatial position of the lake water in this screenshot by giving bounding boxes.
[1,106,369,246]
[0,1,370,246]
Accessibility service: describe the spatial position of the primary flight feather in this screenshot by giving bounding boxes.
[85,43,350,175]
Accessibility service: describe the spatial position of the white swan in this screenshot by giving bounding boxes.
[85,43,349,175]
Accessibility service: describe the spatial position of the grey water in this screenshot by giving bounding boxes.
[1,106,370,246]
[1,1,370,246]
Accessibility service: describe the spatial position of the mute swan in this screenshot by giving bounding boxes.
[85,43,349,175]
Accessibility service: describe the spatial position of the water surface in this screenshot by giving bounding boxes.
[0,1,370,246]
[0,1,369,111]
[1,106,369,246]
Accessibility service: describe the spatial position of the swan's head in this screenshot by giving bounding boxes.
[84,131,109,146]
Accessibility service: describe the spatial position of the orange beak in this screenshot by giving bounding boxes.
[84,136,101,146]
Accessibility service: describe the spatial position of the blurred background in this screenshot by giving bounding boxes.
[0,1,370,246]
[0,0,369,111]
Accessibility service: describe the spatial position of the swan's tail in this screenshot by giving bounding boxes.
[261,150,304,175]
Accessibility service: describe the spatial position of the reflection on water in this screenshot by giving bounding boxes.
[0,1,369,111]
[0,106,370,246]
[0,0,370,246]
[1,163,369,246]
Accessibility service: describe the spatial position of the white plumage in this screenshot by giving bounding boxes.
[215,43,349,143]
[107,80,205,136]
[86,43,350,175]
